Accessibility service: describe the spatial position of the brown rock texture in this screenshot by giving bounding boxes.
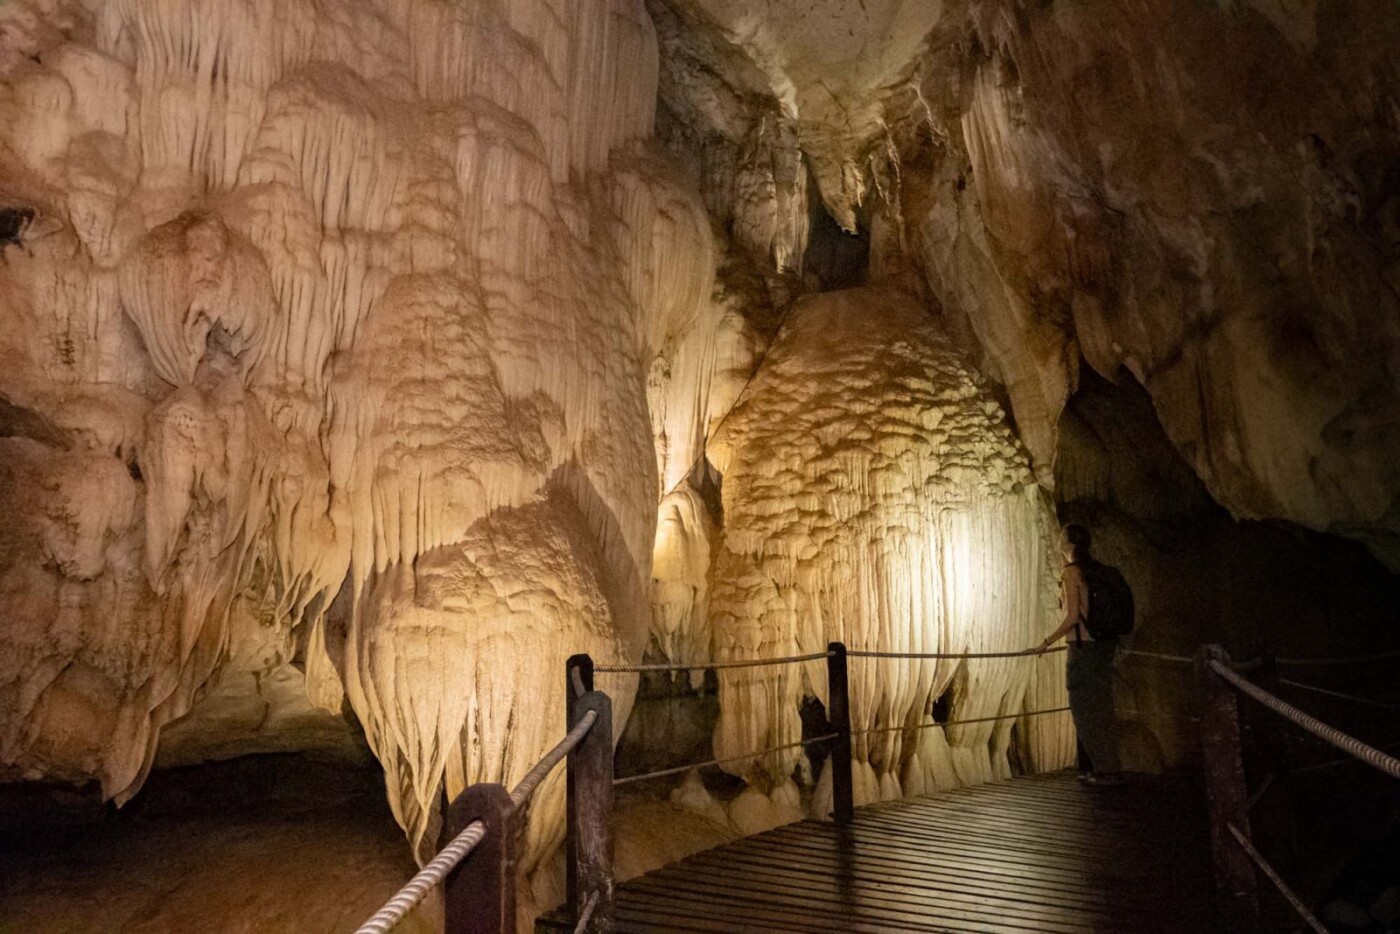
[884,0,1400,566]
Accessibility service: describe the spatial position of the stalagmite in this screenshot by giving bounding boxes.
[706,287,1072,814]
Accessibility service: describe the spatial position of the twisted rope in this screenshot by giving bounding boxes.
[357,708,600,933]
[1278,649,1400,667]
[849,646,1065,660]
[1226,823,1327,934]
[851,706,1071,738]
[595,651,832,673]
[573,891,601,934]
[1120,649,1194,665]
[1209,659,1400,780]
[1278,677,1400,712]
[596,644,1083,673]
[511,708,599,809]
[353,820,488,934]
[614,732,839,787]
[1289,756,1361,776]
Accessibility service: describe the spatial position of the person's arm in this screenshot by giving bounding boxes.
[1035,565,1085,652]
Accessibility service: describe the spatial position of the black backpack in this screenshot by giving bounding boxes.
[1077,561,1134,640]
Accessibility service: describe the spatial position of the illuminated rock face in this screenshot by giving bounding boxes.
[0,0,715,864]
[11,0,1328,890]
[659,0,1400,570]
[706,288,1070,811]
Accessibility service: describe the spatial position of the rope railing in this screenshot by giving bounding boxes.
[596,644,1079,674]
[366,637,1398,934]
[1201,645,1399,934]
[512,709,599,808]
[1277,677,1400,712]
[355,821,489,934]
[614,733,840,787]
[594,650,832,673]
[356,708,601,934]
[1119,649,1195,665]
[850,706,1071,738]
[1277,648,1400,667]
[1207,659,1400,780]
[1226,823,1327,934]
[848,646,1066,660]
[572,892,600,934]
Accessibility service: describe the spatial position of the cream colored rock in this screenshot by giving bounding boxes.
[706,286,1072,801]
[660,0,945,228]
[0,0,716,872]
[10,2,1387,918]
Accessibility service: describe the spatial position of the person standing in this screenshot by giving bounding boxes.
[1036,524,1125,786]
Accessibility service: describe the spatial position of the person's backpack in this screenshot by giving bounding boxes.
[1077,560,1134,640]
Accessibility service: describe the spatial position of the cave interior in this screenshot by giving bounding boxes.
[1,0,1398,931]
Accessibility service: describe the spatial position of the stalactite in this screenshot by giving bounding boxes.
[0,0,715,874]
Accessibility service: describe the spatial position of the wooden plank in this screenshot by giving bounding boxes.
[622,875,1081,933]
[619,883,929,933]
[854,799,1160,854]
[752,823,1158,890]
[674,839,1135,911]
[837,813,1163,876]
[851,800,1159,856]
[647,852,1125,926]
[905,784,1145,822]
[851,805,1155,859]
[562,772,1210,934]
[620,882,1061,934]
[616,900,810,934]
[711,834,1159,912]
[728,827,1150,894]
[920,782,1139,819]
[674,842,1133,911]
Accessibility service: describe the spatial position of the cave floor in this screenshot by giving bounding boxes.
[0,756,436,934]
[543,770,1212,933]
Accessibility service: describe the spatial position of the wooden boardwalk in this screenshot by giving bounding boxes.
[546,771,1212,933]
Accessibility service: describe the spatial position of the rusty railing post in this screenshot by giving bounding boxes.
[567,688,614,931]
[827,641,854,823]
[565,652,595,925]
[566,653,595,717]
[440,783,514,934]
[1196,644,1259,932]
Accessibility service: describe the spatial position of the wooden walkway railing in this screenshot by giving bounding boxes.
[1194,644,1400,933]
[353,639,1398,933]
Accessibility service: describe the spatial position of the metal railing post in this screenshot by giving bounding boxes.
[441,783,514,934]
[827,642,854,823]
[1196,644,1259,932]
[567,653,595,714]
[567,688,614,932]
[565,652,595,926]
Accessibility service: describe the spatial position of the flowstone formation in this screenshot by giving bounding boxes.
[706,287,1069,822]
[0,0,716,868]
[657,0,1400,570]
[0,0,1254,910]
